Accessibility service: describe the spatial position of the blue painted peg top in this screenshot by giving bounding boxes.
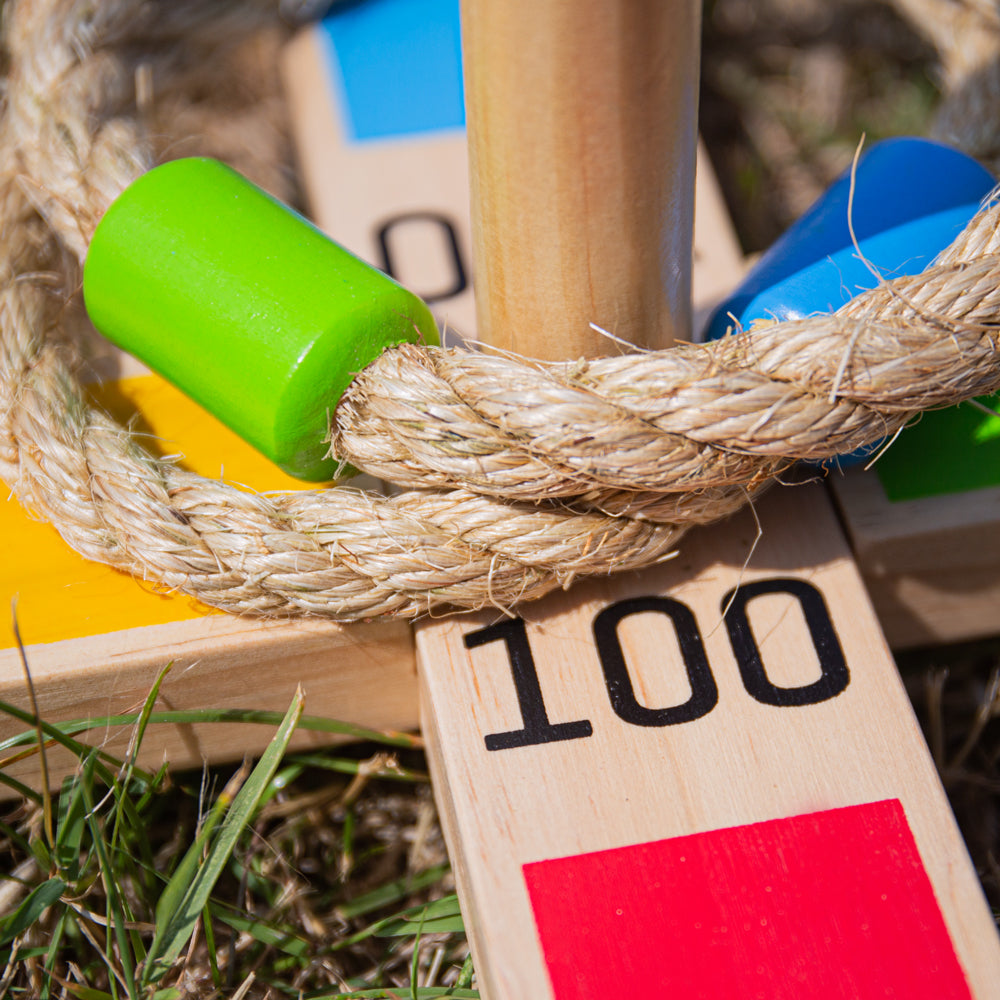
[704,137,997,341]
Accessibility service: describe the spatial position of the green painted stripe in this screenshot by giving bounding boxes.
[875,393,1000,501]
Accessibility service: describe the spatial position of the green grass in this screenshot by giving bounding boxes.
[3,646,999,997]
[0,661,474,999]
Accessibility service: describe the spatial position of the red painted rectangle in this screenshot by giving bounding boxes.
[524,799,970,1000]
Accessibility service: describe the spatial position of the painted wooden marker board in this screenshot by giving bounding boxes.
[0,346,417,792]
[418,486,1000,998]
[831,402,1000,648]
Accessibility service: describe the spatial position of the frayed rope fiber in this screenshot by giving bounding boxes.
[2,0,1000,621]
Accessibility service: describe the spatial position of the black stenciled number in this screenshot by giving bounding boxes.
[593,597,718,726]
[376,211,468,303]
[463,618,593,752]
[723,578,849,707]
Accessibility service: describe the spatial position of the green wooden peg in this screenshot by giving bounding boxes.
[84,157,439,481]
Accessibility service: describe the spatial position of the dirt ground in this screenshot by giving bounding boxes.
[701,0,941,250]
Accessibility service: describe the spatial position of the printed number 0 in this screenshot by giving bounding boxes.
[376,211,468,303]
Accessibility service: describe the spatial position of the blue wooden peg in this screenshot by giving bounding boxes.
[705,136,996,466]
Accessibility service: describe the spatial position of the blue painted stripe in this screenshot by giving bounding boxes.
[320,0,465,142]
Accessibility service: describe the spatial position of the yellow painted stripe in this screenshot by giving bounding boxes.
[2,373,318,649]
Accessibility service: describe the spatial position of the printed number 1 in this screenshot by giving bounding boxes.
[464,619,593,752]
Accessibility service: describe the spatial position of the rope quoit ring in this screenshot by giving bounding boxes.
[2,0,1000,621]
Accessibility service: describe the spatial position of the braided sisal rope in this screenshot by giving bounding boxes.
[2,0,999,621]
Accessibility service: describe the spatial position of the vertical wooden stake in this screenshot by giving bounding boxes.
[461,0,699,357]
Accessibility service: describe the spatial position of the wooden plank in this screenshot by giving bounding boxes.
[282,1,475,344]
[417,485,1000,998]
[860,563,1000,650]
[1,330,417,796]
[2,614,416,793]
[402,0,1000,995]
[281,10,743,341]
[831,460,1000,648]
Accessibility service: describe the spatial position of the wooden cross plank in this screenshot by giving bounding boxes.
[0,326,417,795]
[418,485,1000,998]
[282,0,476,344]
[831,448,1000,648]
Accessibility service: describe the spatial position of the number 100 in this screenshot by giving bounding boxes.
[463,578,849,752]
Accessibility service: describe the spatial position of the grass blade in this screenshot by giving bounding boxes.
[335,895,465,949]
[141,688,305,987]
[111,662,172,855]
[208,905,310,957]
[142,769,234,973]
[0,707,420,756]
[454,954,474,989]
[40,904,70,1000]
[288,752,428,784]
[0,700,137,788]
[0,768,42,803]
[78,753,138,996]
[202,900,222,989]
[374,897,465,939]
[53,774,87,880]
[57,987,116,1000]
[11,610,54,848]
[55,980,182,1000]
[409,903,427,1000]
[319,990,480,999]
[0,877,65,947]
[337,865,451,920]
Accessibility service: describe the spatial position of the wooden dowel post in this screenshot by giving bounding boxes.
[461,0,700,358]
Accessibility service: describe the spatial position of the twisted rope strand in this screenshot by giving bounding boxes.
[334,241,1000,508]
[2,0,999,621]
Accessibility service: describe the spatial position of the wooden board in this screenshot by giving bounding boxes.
[1,612,416,794]
[418,485,1000,999]
[381,0,1000,994]
[1,344,418,795]
[283,0,475,344]
[831,425,1000,647]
